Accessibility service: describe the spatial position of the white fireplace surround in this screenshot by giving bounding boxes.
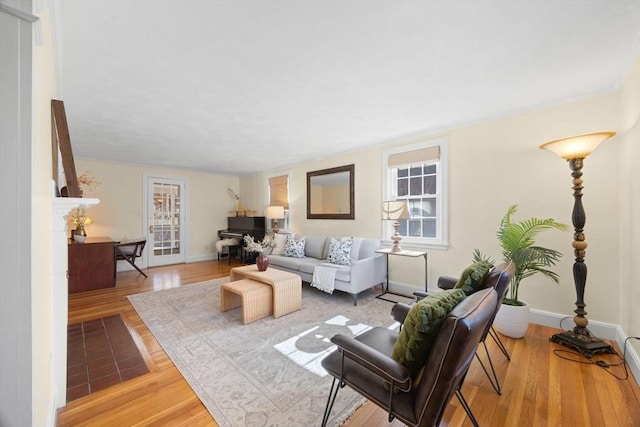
[52,196,99,407]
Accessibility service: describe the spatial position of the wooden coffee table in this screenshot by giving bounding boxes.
[230,265,302,318]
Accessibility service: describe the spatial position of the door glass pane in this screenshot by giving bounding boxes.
[153,182,181,256]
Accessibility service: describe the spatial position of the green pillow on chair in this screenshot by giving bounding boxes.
[391,289,467,380]
[454,261,493,296]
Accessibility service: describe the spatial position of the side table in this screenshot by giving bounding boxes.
[375,248,428,302]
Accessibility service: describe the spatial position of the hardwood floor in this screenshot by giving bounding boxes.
[57,260,640,426]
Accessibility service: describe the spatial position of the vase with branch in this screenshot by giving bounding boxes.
[243,235,276,271]
[228,187,243,216]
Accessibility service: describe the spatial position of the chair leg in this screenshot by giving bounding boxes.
[321,377,340,427]
[474,340,502,395]
[455,388,480,427]
[489,326,511,360]
[127,258,148,278]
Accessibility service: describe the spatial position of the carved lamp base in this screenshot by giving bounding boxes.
[550,328,615,358]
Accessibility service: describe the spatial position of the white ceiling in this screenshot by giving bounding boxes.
[55,1,640,176]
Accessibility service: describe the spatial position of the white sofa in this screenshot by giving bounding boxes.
[266,235,387,305]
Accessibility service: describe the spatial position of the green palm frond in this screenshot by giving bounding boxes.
[498,205,568,303]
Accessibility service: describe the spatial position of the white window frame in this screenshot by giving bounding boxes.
[382,138,449,250]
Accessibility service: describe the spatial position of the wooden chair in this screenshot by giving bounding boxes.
[114,238,147,278]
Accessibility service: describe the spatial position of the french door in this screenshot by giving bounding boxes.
[144,175,187,266]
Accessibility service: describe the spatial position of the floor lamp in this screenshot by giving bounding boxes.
[540,131,616,357]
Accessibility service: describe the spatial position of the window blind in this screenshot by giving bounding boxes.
[268,175,289,209]
[388,146,440,168]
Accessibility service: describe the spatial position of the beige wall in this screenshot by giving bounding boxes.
[75,159,240,262]
[618,56,640,353]
[242,57,640,330]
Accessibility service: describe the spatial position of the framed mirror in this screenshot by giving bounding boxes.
[307,164,355,219]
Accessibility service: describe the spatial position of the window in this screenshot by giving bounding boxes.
[383,139,448,249]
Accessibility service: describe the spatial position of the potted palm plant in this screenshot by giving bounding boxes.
[493,205,568,338]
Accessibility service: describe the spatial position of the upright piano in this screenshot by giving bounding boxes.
[218,216,266,260]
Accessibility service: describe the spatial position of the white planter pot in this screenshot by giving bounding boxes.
[493,301,530,339]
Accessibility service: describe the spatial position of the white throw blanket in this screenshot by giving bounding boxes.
[215,238,240,253]
[311,265,339,294]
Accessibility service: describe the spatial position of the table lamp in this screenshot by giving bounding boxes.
[382,200,410,252]
[266,206,285,234]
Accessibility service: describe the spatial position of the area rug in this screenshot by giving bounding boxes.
[128,278,399,427]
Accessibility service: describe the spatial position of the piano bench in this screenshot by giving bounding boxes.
[216,238,241,265]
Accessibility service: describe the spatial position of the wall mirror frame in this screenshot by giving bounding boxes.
[307,164,355,220]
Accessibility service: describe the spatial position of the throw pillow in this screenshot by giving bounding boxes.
[454,261,493,296]
[283,235,305,258]
[271,234,288,255]
[391,289,467,380]
[327,237,353,265]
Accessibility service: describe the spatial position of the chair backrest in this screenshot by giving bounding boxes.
[115,238,147,258]
[478,261,515,339]
[413,288,497,426]
[482,261,515,301]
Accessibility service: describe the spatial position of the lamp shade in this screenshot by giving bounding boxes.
[539,131,616,160]
[382,200,410,221]
[266,205,285,219]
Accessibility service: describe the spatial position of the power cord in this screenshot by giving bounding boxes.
[553,336,640,381]
[559,316,572,331]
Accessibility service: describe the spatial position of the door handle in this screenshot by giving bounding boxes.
[149,225,154,233]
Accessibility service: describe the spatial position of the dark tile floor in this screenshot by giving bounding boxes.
[66,314,149,402]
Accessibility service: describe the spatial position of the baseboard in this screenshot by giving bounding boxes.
[387,283,640,385]
[529,309,639,385]
[617,327,640,386]
[529,309,619,340]
[115,254,215,273]
[385,280,433,297]
[187,253,215,263]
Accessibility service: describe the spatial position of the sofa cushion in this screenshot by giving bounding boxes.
[298,258,331,274]
[454,261,494,296]
[304,236,327,259]
[268,254,304,270]
[283,235,305,258]
[271,234,288,255]
[327,237,353,265]
[391,289,467,380]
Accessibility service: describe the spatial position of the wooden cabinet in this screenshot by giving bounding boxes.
[68,236,115,294]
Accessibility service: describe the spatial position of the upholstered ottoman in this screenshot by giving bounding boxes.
[220,279,273,324]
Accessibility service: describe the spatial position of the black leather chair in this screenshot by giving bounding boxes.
[320,288,498,427]
[402,262,515,395]
[114,238,147,278]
